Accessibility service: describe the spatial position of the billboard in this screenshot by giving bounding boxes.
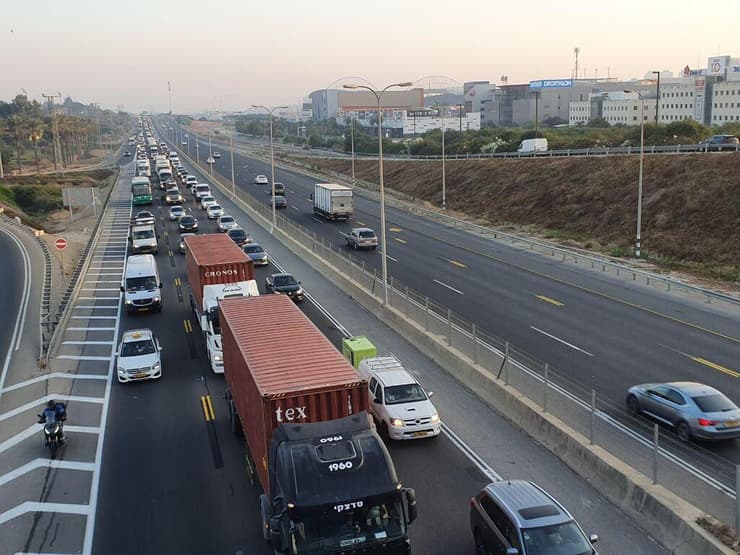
[707,56,729,76]
[529,79,573,89]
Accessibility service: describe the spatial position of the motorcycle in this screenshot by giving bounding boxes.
[38,416,65,453]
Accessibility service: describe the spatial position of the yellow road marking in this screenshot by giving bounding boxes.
[357,221,366,226]
[449,260,468,269]
[183,319,192,333]
[175,277,181,287]
[690,357,740,378]
[200,395,215,421]
[421,231,740,345]
[536,295,564,307]
[389,227,403,232]
[393,237,407,244]
[168,249,173,257]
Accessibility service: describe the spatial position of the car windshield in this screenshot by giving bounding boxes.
[220,216,234,223]
[293,498,406,551]
[384,384,427,405]
[136,212,153,220]
[121,339,156,357]
[358,231,376,238]
[210,205,221,211]
[273,275,297,287]
[171,208,183,214]
[692,394,737,413]
[243,245,263,254]
[132,229,154,240]
[229,230,246,239]
[126,276,158,291]
[181,217,194,224]
[521,521,593,555]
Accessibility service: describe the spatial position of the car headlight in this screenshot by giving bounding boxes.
[296,288,303,295]
[153,296,160,303]
[213,354,222,362]
[152,362,161,371]
[390,418,405,428]
[117,367,125,374]
[125,299,133,305]
[431,413,440,424]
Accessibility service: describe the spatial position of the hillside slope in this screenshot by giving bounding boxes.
[305,153,740,279]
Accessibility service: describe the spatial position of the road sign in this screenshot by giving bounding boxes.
[55,237,67,250]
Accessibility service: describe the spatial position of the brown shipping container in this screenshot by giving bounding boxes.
[184,234,255,308]
[220,294,368,495]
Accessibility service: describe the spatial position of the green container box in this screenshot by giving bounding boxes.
[342,336,377,369]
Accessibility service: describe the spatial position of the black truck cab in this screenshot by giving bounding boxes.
[262,412,417,554]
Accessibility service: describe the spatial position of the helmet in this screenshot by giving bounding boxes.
[47,400,56,408]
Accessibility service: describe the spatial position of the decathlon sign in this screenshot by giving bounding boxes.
[529,79,573,89]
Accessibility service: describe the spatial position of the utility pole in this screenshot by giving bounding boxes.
[42,92,63,175]
[168,81,173,115]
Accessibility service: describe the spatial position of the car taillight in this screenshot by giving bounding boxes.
[698,418,716,427]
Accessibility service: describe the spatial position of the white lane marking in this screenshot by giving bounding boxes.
[55,355,111,361]
[0,459,96,487]
[1,373,108,393]
[0,395,105,423]
[529,326,594,357]
[433,279,464,295]
[0,501,89,526]
[78,297,120,301]
[441,423,501,482]
[0,424,37,454]
[311,217,323,224]
[61,341,114,346]
[71,316,118,320]
[378,251,398,262]
[83,273,122,276]
[74,306,118,310]
[66,327,116,331]
[0,226,32,400]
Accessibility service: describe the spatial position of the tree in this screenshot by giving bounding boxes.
[585,117,610,128]
[7,113,27,175]
[27,118,44,174]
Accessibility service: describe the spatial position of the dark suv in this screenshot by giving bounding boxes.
[470,480,599,555]
[704,134,739,151]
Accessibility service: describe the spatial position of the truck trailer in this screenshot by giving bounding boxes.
[184,233,257,373]
[220,294,417,554]
[313,183,353,221]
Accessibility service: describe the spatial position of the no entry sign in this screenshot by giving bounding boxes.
[55,237,67,250]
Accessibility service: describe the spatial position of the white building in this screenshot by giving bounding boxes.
[569,101,590,126]
[710,66,740,124]
[401,110,481,136]
[658,78,704,124]
[603,94,656,126]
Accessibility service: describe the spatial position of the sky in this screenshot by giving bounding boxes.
[3,0,739,113]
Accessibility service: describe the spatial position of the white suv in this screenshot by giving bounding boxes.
[357,356,441,440]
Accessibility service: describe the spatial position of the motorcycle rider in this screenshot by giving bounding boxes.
[38,400,67,444]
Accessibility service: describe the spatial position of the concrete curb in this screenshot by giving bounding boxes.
[174,134,735,555]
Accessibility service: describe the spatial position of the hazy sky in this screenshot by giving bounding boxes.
[3,0,739,113]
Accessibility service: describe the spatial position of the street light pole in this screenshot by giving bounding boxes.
[350,116,356,186]
[230,132,236,199]
[652,70,661,126]
[344,81,413,306]
[253,104,288,233]
[440,106,447,209]
[195,139,200,164]
[626,89,645,258]
[208,131,213,176]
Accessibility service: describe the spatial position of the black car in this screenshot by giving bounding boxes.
[272,195,287,209]
[227,228,250,245]
[178,215,199,232]
[265,273,304,302]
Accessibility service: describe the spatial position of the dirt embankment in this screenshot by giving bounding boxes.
[304,154,740,280]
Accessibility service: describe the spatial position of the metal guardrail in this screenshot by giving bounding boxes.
[174,132,740,530]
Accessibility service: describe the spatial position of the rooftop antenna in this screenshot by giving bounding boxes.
[573,47,580,80]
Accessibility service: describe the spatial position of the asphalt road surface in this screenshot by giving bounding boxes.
[177,126,740,470]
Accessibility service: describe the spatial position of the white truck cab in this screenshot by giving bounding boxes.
[122,254,162,313]
[198,281,259,373]
[357,356,441,440]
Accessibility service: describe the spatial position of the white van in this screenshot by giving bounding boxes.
[130,224,158,254]
[517,138,548,153]
[136,159,151,177]
[194,183,211,199]
[122,254,162,313]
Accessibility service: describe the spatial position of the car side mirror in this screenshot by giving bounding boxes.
[427,391,434,398]
[120,286,124,292]
[404,488,417,523]
[373,397,381,404]
[589,534,599,544]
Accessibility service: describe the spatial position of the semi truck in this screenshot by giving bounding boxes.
[219,294,418,554]
[184,234,257,373]
[313,183,353,220]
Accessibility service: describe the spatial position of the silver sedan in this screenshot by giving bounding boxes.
[217,215,238,232]
[627,382,740,441]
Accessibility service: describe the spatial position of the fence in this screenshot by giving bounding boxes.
[180,134,740,532]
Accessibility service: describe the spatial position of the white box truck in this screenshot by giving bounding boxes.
[313,183,353,221]
[517,138,548,153]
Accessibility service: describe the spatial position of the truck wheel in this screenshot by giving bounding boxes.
[260,494,272,542]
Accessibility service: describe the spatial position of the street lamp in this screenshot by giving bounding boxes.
[195,138,200,164]
[651,71,661,126]
[229,130,236,199]
[343,81,413,306]
[625,89,645,258]
[252,104,288,233]
[349,115,356,186]
[208,130,213,176]
[438,105,447,209]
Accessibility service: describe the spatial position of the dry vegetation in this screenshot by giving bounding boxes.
[304,154,740,282]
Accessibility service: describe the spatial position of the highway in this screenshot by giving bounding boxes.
[90,142,664,554]
[177,126,740,471]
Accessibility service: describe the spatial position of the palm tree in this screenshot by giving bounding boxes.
[7,113,27,175]
[27,118,45,174]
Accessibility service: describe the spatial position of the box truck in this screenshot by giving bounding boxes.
[313,183,353,220]
[220,294,417,553]
[184,234,257,373]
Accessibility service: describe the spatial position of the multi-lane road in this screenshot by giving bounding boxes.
[177,124,740,470]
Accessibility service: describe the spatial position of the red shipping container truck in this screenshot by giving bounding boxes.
[184,233,254,309]
[219,294,368,495]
